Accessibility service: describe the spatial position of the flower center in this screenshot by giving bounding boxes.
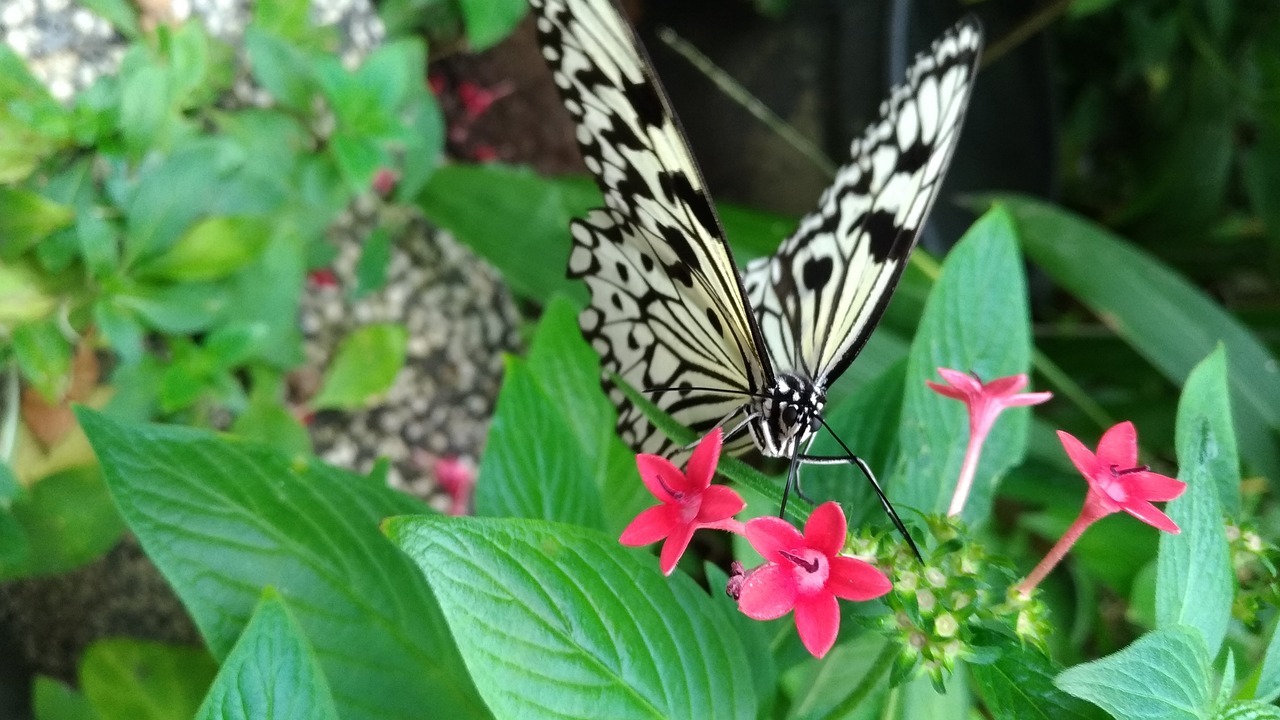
[1099,464,1148,503]
[779,548,829,595]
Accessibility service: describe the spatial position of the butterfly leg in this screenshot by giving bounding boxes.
[793,451,923,563]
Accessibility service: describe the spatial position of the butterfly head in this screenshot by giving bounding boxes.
[754,373,826,458]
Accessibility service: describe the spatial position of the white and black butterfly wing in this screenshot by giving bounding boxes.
[744,19,983,387]
[532,0,773,454]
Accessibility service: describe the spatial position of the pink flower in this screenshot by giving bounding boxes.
[737,502,891,658]
[434,456,477,517]
[619,429,745,576]
[1017,421,1186,596]
[927,369,1052,516]
[1057,421,1186,531]
[308,268,339,288]
[371,168,399,197]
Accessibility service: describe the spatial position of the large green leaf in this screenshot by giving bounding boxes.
[995,195,1280,480]
[80,639,217,720]
[1056,626,1213,720]
[195,590,339,720]
[386,515,756,719]
[1157,347,1235,658]
[76,409,489,720]
[970,643,1106,720]
[892,206,1037,523]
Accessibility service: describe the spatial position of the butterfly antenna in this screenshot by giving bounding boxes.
[778,453,801,519]
[816,417,924,563]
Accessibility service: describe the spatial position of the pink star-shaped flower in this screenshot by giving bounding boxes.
[737,502,891,658]
[1018,421,1185,596]
[1057,421,1186,531]
[927,369,1052,516]
[619,429,745,576]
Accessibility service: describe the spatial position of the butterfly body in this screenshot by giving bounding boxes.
[533,0,982,531]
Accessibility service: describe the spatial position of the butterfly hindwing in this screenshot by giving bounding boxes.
[533,0,773,454]
[743,19,983,387]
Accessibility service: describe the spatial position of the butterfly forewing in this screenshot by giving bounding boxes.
[743,19,983,387]
[533,0,774,454]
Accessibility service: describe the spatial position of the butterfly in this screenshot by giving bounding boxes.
[530,0,982,553]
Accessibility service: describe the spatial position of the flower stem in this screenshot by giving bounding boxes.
[1016,508,1097,597]
[703,518,747,536]
[947,430,985,517]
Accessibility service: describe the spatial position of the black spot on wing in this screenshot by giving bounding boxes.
[864,209,902,263]
[896,139,932,174]
[661,171,719,236]
[661,224,699,269]
[706,308,723,336]
[616,262,630,283]
[802,256,833,292]
[625,78,666,130]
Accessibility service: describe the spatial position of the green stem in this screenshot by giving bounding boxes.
[820,639,897,720]
[656,26,839,178]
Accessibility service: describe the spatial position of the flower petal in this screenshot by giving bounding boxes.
[1002,391,1053,407]
[827,556,892,601]
[738,564,798,620]
[619,505,678,546]
[658,522,697,575]
[1127,471,1187,502]
[1057,430,1100,481]
[926,380,969,401]
[936,367,981,395]
[1096,421,1139,468]
[685,428,723,490]
[794,592,841,658]
[696,485,746,522]
[804,502,847,557]
[984,374,1028,397]
[635,454,691,499]
[745,516,804,563]
[1123,500,1181,534]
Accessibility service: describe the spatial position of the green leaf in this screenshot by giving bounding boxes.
[396,92,445,200]
[476,357,606,529]
[970,643,1107,720]
[135,216,273,282]
[328,133,389,193]
[310,323,408,410]
[1055,625,1214,720]
[12,318,72,402]
[1157,347,1235,658]
[0,258,58,325]
[114,282,228,334]
[244,29,316,113]
[995,195,1280,481]
[1217,701,1280,720]
[892,206,1036,522]
[33,675,97,720]
[80,639,217,720]
[0,466,125,581]
[418,164,595,303]
[195,590,339,720]
[76,208,120,280]
[76,409,488,720]
[1255,619,1280,703]
[92,300,144,365]
[456,0,526,50]
[230,368,311,459]
[252,0,337,51]
[119,63,176,156]
[353,40,423,112]
[385,515,756,719]
[0,188,75,259]
[892,667,971,720]
[78,0,141,37]
[352,227,392,299]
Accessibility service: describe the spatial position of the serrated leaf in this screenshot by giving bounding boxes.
[385,515,756,719]
[310,323,407,410]
[1157,347,1234,659]
[194,590,339,720]
[995,194,1280,482]
[1056,625,1213,720]
[76,409,489,720]
[80,639,217,720]
[970,642,1107,720]
[0,188,75,259]
[892,206,1036,523]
